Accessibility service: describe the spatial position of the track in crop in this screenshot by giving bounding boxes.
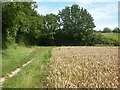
[45,46,119,88]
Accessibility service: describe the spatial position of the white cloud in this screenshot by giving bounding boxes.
[36,6,48,15]
[78,2,118,21]
[48,7,64,15]
[95,24,118,30]
[90,3,118,30]
[36,2,118,30]
[36,5,64,15]
[77,2,118,30]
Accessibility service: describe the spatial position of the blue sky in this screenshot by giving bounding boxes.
[35,0,119,31]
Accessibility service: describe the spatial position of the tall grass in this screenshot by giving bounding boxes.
[2,46,47,77]
[2,47,52,88]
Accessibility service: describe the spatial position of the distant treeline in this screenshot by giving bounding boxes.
[97,27,120,33]
[2,2,119,48]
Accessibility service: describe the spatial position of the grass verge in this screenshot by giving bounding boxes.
[2,47,52,88]
[102,33,119,41]
[2,46,43,77]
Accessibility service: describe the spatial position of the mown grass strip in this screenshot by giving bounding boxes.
[2,47,52,88]
[2,46,44,77]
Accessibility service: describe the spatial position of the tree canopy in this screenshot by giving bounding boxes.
[102,27,112,33]
[113,27,120,33]
[3,2,118,48]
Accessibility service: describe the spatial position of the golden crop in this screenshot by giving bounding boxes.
[45,46,119,88]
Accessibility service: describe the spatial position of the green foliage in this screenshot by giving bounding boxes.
[2,2,119,47]
[102,33,120,46]
[2,2,38,48]
[87,32,119,46]
[55,4,95,45]
[112,27,120,33]
[3,47,52,88]
[102,27,112,33]
[37,14,59,46]
[2,46,41,76]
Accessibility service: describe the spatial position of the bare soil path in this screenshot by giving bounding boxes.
[0,57,34,87]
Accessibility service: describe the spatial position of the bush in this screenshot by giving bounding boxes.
[88,32,119,46]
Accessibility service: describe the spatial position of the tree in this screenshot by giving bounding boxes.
[36,14,59,45]
[2,2,38,47]
[102,27,112,33]
[98,30,102,33]
[3,3,99,47]
[2,2,24,47]
[57,4,95,45]
[113,27,120,33]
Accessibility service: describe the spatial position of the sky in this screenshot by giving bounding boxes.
[34,0,119,31]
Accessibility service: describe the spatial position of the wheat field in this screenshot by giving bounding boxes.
[45,46,119,88]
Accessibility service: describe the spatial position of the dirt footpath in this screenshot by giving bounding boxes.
[46,46,119,88]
